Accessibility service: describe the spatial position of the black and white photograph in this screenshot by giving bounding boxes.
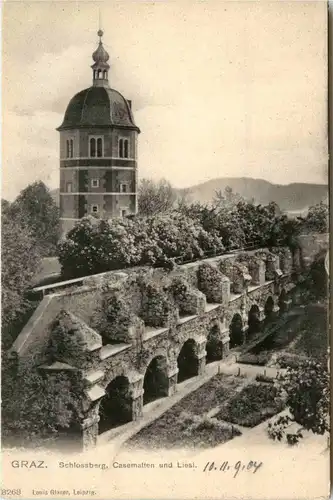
[1,1,330,499]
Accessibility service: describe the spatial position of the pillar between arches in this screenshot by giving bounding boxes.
[197,336,207,375]
[167,366,179,396]
[80,414,100,450]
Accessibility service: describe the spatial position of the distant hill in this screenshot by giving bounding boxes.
[179,177,328,212]
[50,177,328,213]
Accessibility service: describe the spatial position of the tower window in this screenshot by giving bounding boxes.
[119,138,129,158]
[89,136,104,158]
[66,138,74,158]
[120,183,128,193]
[66,182,73,193]
[121,209,128,218]
[91,204,99,214]
[91,179,99,188]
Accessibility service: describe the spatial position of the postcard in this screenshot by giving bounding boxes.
[1,1,330,499]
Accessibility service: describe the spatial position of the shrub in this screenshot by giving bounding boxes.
[1,355,84,445]
[139,280,178,328]
[91,293,135,343]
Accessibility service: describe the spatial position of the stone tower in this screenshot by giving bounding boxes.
[57,29,140,236]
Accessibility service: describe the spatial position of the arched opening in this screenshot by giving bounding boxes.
[124,139,129,158]
[206,324,223,363]
[103,70,107,79]
[119,138,124,158]
[248,304,261,336]
[97,137,103,157]
[90,137,96,158]
[177,339,199,383]
[229,313,243,348]
[143,356,169,405]
[264,296,274,319]
[98,376,132,434]
[278,289,288,313]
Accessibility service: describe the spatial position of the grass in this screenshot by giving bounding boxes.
[216,381,285,428]
[126,373,244,450]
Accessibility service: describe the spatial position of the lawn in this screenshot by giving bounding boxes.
[126,374,245,450]
[216,381,285,428]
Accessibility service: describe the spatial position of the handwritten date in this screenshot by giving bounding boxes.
[203,460,262,478]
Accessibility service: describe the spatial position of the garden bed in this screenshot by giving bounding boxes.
[216,381,285,428]
[126,374,245,450]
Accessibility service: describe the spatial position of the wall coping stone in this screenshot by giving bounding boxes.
[99,343,131,361]
[38,361,77,371]
[84,370,105,385]
[177,314,198,325]
[86,384,106,402]
[142,326,169,341]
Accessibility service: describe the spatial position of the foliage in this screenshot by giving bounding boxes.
[138,178,177,216]
[138,279,177,327]
[267,358,329,445]
[48,314,89,367]
[9,181,60,256]
[197,263,224,302]
[1,354,84,443]
[213,186,246,210]
[58,213,224,278]
[300,201,328,233]
[278,358,329,434]
[1,210,41,346]
[91,293,135,343]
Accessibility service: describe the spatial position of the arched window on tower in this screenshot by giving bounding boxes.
[103,70,107,79]
[119,139,124,158]
[124,139,129,158]
[97,138,103,157]
[119,138,129,158]
[90,138,96,158]
[66,139,74,158]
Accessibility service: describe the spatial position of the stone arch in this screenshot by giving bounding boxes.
[206,321,223,363]
[98,375,132,434]
[229,313,244,348]
[264,296,275,319]
[248,304,261,335]
[143,355,169,405]
[177,338,199,383]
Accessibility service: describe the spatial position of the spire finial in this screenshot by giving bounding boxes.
[97,7,103,40]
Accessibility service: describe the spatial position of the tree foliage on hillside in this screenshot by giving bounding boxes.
[300,201,328,234]
[138,178,177,216]
[58,213,224,278]
[9,181,60,256]
[1,210,41,346]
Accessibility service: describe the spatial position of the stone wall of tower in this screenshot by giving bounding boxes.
[59,127,138,236]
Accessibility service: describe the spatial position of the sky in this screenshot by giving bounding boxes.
[2,0,328,201]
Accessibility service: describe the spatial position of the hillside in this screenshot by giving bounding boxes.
[179,177,328,212]
[50,177,328,213]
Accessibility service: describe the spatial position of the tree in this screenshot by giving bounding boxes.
[213,186,245,210]
[138,178,177,216]
[9,181,60,256]
[268,358,329,444]
[301,201,329,233]
[1,355,84,443]
[1,210,41,346]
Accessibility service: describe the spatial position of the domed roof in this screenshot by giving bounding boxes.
[57,86,140,131]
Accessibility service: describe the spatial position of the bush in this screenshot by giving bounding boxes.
[1,355,84,445]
